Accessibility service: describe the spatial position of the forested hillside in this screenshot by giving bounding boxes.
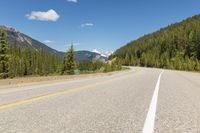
[114,14,200,71]
[0,26,108,62]
[0,26,64,57]
[0,28,122,79]
[9,45,63,77]
[0,28,71,78]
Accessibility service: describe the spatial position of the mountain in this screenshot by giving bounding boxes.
[75,50,108,63]
[0,26,108,62]
[92,49,113,58]
[0,26,64,57]
[114,14,200,71]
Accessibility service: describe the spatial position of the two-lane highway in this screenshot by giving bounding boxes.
[0,67,200,133]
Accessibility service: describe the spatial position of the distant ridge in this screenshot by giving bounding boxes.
[0,25,108,62]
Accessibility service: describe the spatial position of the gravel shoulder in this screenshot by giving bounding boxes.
[0,70,127,90]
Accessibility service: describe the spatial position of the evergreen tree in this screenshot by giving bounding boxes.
[7,44,62,78]
[62,45,76,75]
[0,29,9,79]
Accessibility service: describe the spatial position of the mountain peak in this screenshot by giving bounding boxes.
[92,49,113,58]
[92,49,101,54]
[0,25,19,33]
[0,25,108,62]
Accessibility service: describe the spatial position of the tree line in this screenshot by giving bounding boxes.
[0,28,122,79]
[0,29,63,78]
[113,14,200,71]
[78,59,122,73]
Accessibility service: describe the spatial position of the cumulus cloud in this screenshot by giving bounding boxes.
[26,9,60,22]
[81,23,94,27]
[67,0,78,3]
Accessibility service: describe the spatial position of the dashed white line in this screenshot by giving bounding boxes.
[142,70,164,133]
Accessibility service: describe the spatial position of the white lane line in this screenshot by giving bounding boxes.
[142,70,164,133]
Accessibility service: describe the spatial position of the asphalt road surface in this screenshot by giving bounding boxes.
[0,67,200,133]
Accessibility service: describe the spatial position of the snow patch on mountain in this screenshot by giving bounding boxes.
[92,49,113,58]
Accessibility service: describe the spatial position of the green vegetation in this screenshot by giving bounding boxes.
[114,14,200,71]
[77,59,122,73]
[62,45,76,75]
[8,44,62,77]
[78,60,104,72]
[0,26,62,78]
[0,29,9,78]
[0,28,122,79]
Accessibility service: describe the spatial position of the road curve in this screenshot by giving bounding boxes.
[0,67,200,133]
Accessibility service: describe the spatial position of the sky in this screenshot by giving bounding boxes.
[0,0,200,52]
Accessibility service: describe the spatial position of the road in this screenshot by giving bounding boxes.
[0,67,200,133]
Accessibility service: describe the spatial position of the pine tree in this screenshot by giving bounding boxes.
[0,29,9,79]
[62,44,76,75]
[7,44,62,78]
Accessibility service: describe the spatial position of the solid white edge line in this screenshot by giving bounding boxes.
[142,70,164,133]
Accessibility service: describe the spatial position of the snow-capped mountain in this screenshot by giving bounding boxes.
[105,51,114,57]
[92,49,113,58]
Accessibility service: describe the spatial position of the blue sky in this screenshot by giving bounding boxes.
[0,0,200,52]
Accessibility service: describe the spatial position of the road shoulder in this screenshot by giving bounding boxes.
[0,70,130,91]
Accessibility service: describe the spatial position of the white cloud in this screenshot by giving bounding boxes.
[81,23,94,27]
[26,9,60,22]
[43,40,54,43]
[67,0,78,3]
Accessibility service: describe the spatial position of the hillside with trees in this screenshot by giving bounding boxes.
[113,14,200,71]
[8,45,63,77]
[0,28,122,79]
[0,28,63,78]
[0,26,109,62]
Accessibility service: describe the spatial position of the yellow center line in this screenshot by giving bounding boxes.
[0,72,134,109]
